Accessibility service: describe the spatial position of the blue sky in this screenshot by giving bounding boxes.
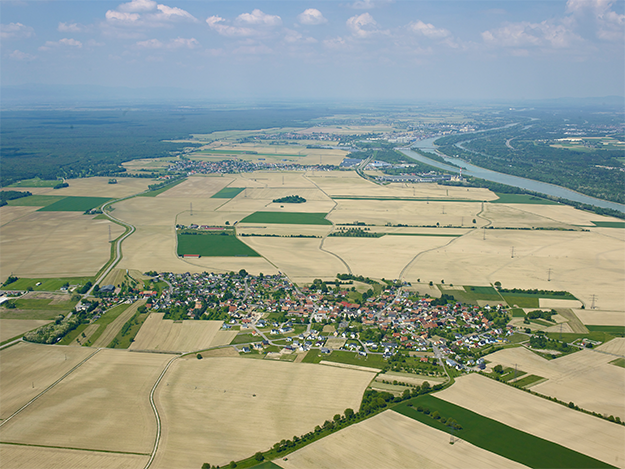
[1,0,623,100]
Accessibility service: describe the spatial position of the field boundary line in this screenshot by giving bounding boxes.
[0,348,101,429]
[0,441,150,456]
[143,354,181,469]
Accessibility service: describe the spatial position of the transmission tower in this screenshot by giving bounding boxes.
[591,294,597,309]
[547,268,552,282]
[190,202,193,217]
[511,246,515,258]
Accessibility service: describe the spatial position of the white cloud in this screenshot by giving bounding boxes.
[207,10,281,37]
[409,20,451,39]
[135,37,199,49]
[482,20,580,49]
[350,0,393,9]
[235,9,281,27]
[104,0,196,29]
[284,29,317,44]
[206,16,254,37]
[566,0,625,41]
[119,0,157,13]
[233,42,273,55]
[39,38,82,51]
[9,49,36,61]
[346,12,378,38]
[323,36,350,50]
[1,22,34,39]
[58,22,87,33]
[87,39,105,47]
[297,9,327,26]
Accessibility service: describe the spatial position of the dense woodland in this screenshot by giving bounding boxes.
[0,108,334,187]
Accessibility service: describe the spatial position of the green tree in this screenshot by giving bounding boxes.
[229,461,237,468]
[201,464,210,469]
[344,408,354,419]
[254,452,264,461]
[493,364,504,374]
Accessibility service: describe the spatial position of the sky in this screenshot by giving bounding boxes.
[1,0,624,101]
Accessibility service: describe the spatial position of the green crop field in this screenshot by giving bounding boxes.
[240,211,332,225]
[587,325,625,337]
[86,303,132,345]
[5,298,78,312]
[7,195,66,207]
[511,308,526,317]
[464,286,502,302]
[609,358,625,368]
[304,349,387,369]
[590,221,625,228]
[492,193,560,205]
[512,374,547,388]
[501,295,540,308]
[8,177,62,188]
[1,276,94,292]
[177,232,260,257]
[139,178,186,197]
[394,395,613,469]
[37,196,112,212]
[211,187,245,198]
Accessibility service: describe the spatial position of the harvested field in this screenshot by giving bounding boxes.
[324,338,346,349]
[239,237,346,281]
[318,361,381,373]
[436,373,625,468]
[279,410,525,469]
[483,346,625,417]
[401,228,625,312]
[92,300,145,348]
[539,298,583,309]
[482,204,574,229]
[199,347,239,358]
[597,337,625,356]
[32,177,152,198]
[151,357,375,469]
[575,309,625,326]
[0,444,148,469]
[155,176,234,199]
[323,235,458,280]
[0,349,174,454]
[0,212,124,280]
[0,319,51,342]
[0,342,95,419]
[130,313,236,352]
[0,206,39,227]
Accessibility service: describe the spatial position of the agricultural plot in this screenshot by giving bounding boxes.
[481,204,575,229]
[0,349,175,454]
[0,443,148,469]
[279,410,525,469]
[31,176,152,198]
[575,309,625,326]
[0,206,40,226]
[177,232,260,257]
[240,212,332,225]
[151,357,376,469]
[154,175,234,199]
[91,300,145,348]
[129,313,236,352]
[394,395,612,469]
[0,342,94,419]
[37,196,112,212]
[238,237,346,282]
[211,187,245,198]
[483,346,625,418]
[0,277,93,293]
[436,373,625,468]
[0,319,52,342]
[0,211,124,281]
[597,337,625,355]
[401,228,625,312]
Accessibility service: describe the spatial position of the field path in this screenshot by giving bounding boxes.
[92,300,146,348]
[0,348,100,429]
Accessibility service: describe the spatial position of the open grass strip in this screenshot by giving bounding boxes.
[587,325,625,337]
[211,187,245,198]
[591,221,625,228]
[394,395,615,469]
[6,195,65,207]
[37,196,112,212]
[139,177,186,197]
[609,358,625,368]
[7,178,62,188]
[1,277,94,292]
[240,211,332,225]
[511,374,547,388]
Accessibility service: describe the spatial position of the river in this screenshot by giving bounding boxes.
[401,137,625,213]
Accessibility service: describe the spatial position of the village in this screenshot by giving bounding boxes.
[82,271,517,371]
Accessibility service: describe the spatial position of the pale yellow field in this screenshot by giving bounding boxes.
[35,177,152,198]
[539,298,583,308]
[0,444,148,469]
[239,237,347,281]
[0,349,174,454]
[0,342,94,419]
[111,196,226,226]
[0,212,124,281]
[514,204,625,227]
[0,206,39,227]
[574,309,625,326]
[323,235,460,280]
[194,143,347,166]
[327,199,483,227]
[597,337,625,355]
[91,300,146,348]
[0,320,51,342]
[401,228,625,311]
[155,175,234,198]
[376,371,446,386]
[482,204,577,229]
[151,357,376,469]
[484,346,625,417]
[122,157,177,172]
[130,313,236,352]
[279,410,526,469]
[436,373,625,468]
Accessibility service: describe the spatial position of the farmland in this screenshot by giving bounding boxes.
[177,232,261,257]
[436,373,625,468]
[129,313,236,352]
[240,211,332,225]
[151,357,376,468]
